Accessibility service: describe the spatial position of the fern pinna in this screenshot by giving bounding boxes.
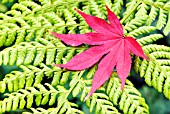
[0,0,170,114]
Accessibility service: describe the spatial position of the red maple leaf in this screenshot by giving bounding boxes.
[50,6,149,100]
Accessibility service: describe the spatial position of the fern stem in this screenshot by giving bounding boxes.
[1,23,82,32]
[13,41,88,49]
[120,1,141,24]
[143,0,170,11]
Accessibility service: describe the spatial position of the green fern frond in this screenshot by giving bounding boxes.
[122,0,138,24]
[23,108,49,114]
[0,1,77,47]
[0,63,71,93]
[71,72,148,114]
[135,45,170,99]
[146,6,158,26]
[123,15,148,34]
[122,0,170,35]
[111,0,123,17]
[34,105,83,114]
[86,93,120,114]
[77,79,120,114]
[128,26,157,37]
[135,2,149,17]
[137,34,163,46]
[23,103,84,114]
[142,0,170,35]
[156,9,168,30]
[0,38,86,66]
[70,71,89,98]
[55,100,84,114]
[106,74,149,114]
[0,83,65,113]
[164,11,170,35]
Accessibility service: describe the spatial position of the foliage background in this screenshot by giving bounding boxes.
[0,0,170,114]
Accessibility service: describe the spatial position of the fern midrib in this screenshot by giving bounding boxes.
[120,0,141,24]
[142,1,170,11]
[0,23,83,32]
[11,46,88,50]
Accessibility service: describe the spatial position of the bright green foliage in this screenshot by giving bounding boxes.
[135,45,170,99]
[0,38,85,66]
[106,74,149,114]
[0,0,170,114]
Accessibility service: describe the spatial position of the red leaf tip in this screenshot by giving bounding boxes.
[121,82,125,90]
[50,32,55,35]
[47,30,56,36]
[74,8,77,10]
[145,55,150,61]
[84,93,91,101]
[105,5,109,10]
[46,30,51,34]
[53,64,61,67]
[74,8,81,13]
[120,78,126,90]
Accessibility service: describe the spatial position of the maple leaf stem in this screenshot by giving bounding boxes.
[120,1,141,24]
